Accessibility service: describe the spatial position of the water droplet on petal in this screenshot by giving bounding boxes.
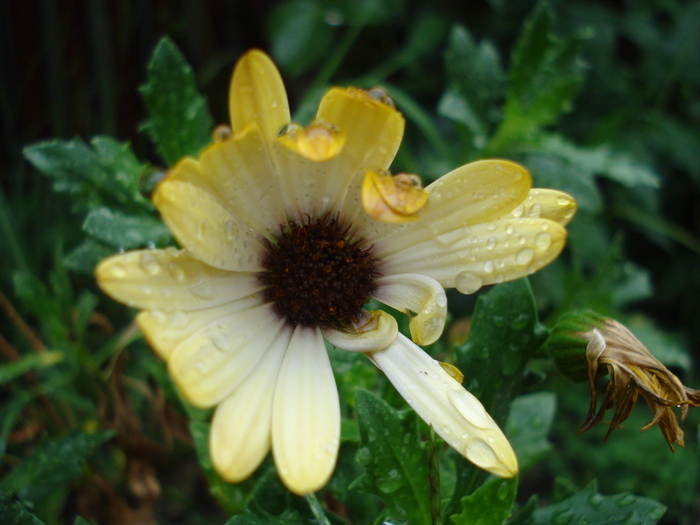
[515,247,534,266]
[140,252,162,275]
[528,202,542,217]
[511,204,524,218]
[436,293,447,307]
[455,272,483,294]
[483,260,494,273]
[224,220,239,241]
[110,264,126,278]
[535,231,552,251]
[485,236,497,250]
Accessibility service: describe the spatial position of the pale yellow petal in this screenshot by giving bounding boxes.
[367,160,532,258]
[272,326,340,495]
[96,248,260,311]
[168,303,285,408]
[137,294,264,359]
[154,159,265,272]
[502,188,577,226]
[229,50,290,148]
[361,170,428,223]
[373,274,447,346]
[210,327,292,483]
[366,333,518,477]
[383,218,566,293]
[322,310,398,352]
[199,124,288,234]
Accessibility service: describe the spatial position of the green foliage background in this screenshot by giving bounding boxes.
[2,0,700,523]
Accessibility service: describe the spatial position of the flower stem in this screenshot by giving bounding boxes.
[305,493,331,525]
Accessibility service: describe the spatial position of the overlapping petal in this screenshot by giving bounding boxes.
[382,218,566,293]
[210,327,292,483]
[154,158,265,272]
[322,310,398,352]
[366,333,518,478]
[367,160,532,257]
[96,247,261,311]
[373,274,447,345]
[168,303,285,408]
[501,188,577,226]
[272,326,341,495]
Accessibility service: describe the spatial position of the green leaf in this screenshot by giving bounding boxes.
[0,351,64,385]
[268,0,335,76]
[89,136,151,203]
[140,37,213,166]
[450,476,518,525]
[0,431,114,501]
[446,279,546,518]
[0,495,47,525]
[351,389,432,525]
[64,239,115,274]
[505,392,556,472]
[529,481,666,525]
[82,207,170,250]
[188,420,248,514]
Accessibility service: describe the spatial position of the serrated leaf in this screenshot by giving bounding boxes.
[82,207,169,250]
[530,481,666,525]
[505,392,556,472]
[351,389,432,525]
[446,279,545,518]
[0,431,113,501]
[451,476,518,525]
[89,136,152,203]
[64,239,115,274]
[140,37,213,166]
[0,495,47,525]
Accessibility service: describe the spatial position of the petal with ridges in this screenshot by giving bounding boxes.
[272,326,340,495]
[229,50,290,149]
[383,218,566,291]
[367,160,532,258]
[168,303,284,408]
[137,294,264,359]
[373,274,447,346]
[316,88,405,221]
[502,188,577,226]
[366,333,518,477]
[199,124,288,234]
[210,327,292,483]
[96,248,261,312]
[322,310,398,352]
[154,163,265,272]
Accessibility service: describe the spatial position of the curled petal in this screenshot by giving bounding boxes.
[229,50,290,147]
[272,326,340,495]
[322,310,398,352]
[373,274,447,345]
[362,170,428,223]
[210,328,292,482]
[277,120,346,162]
[96,248,261,312]
[502,188,577,226]
[366,333,518,478]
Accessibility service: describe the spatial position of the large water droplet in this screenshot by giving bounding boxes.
[515,247,534,265]
[510,204,524,218]
[140,252,162,276]
[435,293,447,307]
[528,202,542,218]
[485,236,497,250]
[455,272,483,294]
[535,232,552,251]
[483,260,494,273]
[110,264,126,278]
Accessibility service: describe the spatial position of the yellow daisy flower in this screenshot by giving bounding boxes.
[96,50,576,495]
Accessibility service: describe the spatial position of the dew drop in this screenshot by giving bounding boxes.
[435,293,447,308]
[224,220,239,241]
[169,264,186,281]
[140,252,162,276]
[535,232,552,251]
[455,272,483,294]
[515,247,534,266]
[110,264,126,278]
[511,204,524,218]
[483,260,494,273]
[485,236,497,250]
[528,202,542,217]
[505,224,514,235]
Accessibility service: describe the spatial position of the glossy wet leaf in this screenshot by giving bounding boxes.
[450,476,517,525]
[505,392,556,472]
[82,207,170,250]
[140,37,213,166]
[350,389,432,525]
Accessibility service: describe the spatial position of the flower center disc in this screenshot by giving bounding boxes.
[260,215,378,328]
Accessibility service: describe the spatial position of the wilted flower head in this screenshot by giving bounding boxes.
[96,50,576,494]
[547,311,700,450]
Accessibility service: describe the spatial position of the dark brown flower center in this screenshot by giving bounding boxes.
[259,215,378,328]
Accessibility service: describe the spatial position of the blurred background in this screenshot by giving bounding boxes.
[2,0,700,523]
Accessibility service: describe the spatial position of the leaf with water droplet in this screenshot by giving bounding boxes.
[350,389,432,525]
[450,476,517,525]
